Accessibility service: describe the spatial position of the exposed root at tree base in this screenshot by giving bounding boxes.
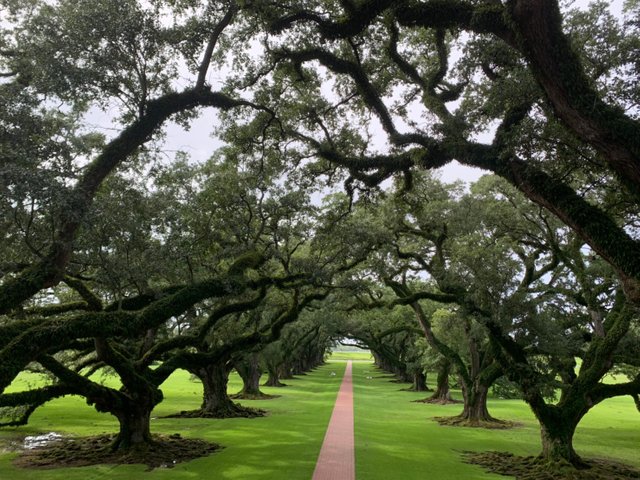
[414,397,462,405]
[165,404,266,419]
[401,387,433,392]
[12,434,220,470]
[229,392,280,400]
[433,416,520,429]
[464,451,640,479]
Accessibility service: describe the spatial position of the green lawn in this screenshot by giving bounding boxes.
[0,359,638,479]
[351,361,640,480]
[0,365,343,479]
[327,351,373,362]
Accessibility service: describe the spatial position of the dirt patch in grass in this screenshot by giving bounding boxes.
[166,404,266,419]
[464,451,640,480]
[413,397,462,405]
[229,392,280,400]
[12,433,220,470]
[433,416,520,429]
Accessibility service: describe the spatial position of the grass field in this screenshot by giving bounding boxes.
[0,357,638,479]
[351,362,640,480]
[0,366,342,479]
[326,351,373,362]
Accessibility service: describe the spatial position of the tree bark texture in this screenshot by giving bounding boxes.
[458,381,495,423]
[234,353,265,397]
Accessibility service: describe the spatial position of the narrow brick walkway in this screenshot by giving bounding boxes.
[312,360,355,480]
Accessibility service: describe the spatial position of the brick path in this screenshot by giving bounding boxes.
[312,360,355,480]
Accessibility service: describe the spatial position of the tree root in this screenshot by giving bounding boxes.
[433,416,519,429]
[464,451,640,479]
[165,404,266,419]
[262,381,288,387]
[12,433,220,470]
[413,397,461,405]
[230,392,280,400]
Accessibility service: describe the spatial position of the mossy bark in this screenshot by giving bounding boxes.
[112,403,154,451]
[532,404,587,466]
[410,370,429,392]
[234,354,266,397]
[195,363,247,417]
[279,363,294,380]
[458,382,494,423]
[540,423,580,465]
[101,386,161,451]
[428,362,454,402]
[524,391,590,466]
[263,364,286,387]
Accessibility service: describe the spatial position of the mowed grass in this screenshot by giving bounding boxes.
[327,351,373,362]
[352,361,640,480]
[0,358,638,479]
[0,364,344,480]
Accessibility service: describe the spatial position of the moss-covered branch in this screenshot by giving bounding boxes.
[0,89,270,315]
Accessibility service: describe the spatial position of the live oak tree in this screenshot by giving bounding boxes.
[0,0,271,314]
[386,172,640,463]
[344,175,507,424]
[388,281,505,426]
[0,253,270,449]
[414,310,458,404]
[257,305,334,387]
[0,143,321,444]
[240,0,640,307]
[334,288,425,385]
[464,176,640,465]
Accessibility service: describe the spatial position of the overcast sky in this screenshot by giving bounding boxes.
[84,0,624,187]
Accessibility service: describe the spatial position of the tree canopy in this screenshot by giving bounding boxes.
[1,0,639,474]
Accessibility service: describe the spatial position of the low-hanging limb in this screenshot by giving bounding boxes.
[0,90,273,315]
[267,22,640,307]
[0,254,268,393]
[269,0,640,199]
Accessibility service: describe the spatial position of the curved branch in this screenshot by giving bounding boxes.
[0,88,270,314]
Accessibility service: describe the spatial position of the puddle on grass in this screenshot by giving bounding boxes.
[23,432,64,450]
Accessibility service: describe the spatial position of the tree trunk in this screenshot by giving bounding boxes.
[428,362,456,403]
[113,403,153,450]
[106,386,161,451]
[372,351,381,368]
[395,369,412,383]
[279,363,294,380]
[234,354,266,397]
[291,358,307,376]
[199,363,236,415]
[263,364,286,387]
[533,404,586,466]
[458,382,495,423]
[180,362,265,418]
[410,370,429,392]
[540,422,581,465]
